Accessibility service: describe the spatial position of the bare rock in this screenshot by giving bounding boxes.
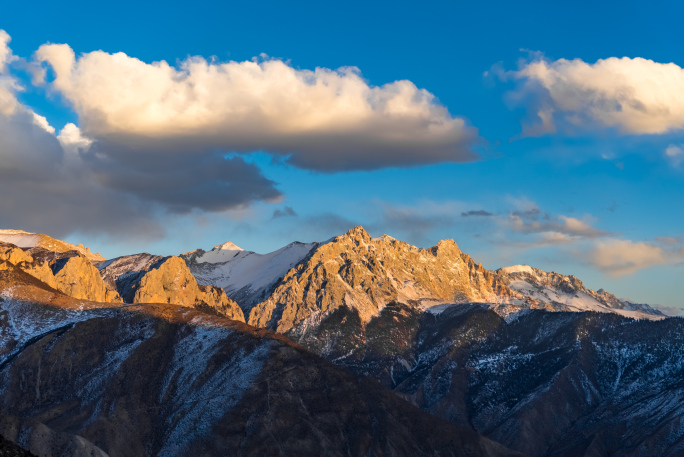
[197,284,245,322]
[103,255,245,322]
[0,242,120,304]
[51,255,122,303]
[248,226,521,334]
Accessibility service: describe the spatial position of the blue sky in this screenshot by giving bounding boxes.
[2,0,684,311]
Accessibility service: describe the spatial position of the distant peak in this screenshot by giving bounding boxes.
[373,234,396,242]
[499,265,536,275]
[213,241,243,251]
[346,226,369,236]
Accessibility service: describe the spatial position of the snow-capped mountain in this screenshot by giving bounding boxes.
[97,252,244,321]
[0,225,681,457]
[497,264,663,319]
[181,240,318,313]
[180,227,663,336]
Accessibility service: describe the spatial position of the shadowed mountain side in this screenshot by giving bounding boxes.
[293,302,684,457]
[0,431,38,457]
[0,266,521,457]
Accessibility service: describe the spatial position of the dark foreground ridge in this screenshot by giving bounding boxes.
[0,434,36,457]
[295,302,684,457]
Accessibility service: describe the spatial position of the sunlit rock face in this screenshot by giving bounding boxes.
[0,241,121,303]
[248,226,520,334]
[0,265,522,457]
[184,226,661,338]
[0,229,105,262]
[98,254,245,322]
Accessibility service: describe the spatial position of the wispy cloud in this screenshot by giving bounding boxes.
[665,144,684,167]
[649,304,684,317]
[272,206,297,219]
[461,210,494,217]
[583,238,684,277]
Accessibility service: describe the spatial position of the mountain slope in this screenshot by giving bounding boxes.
[497,265,663,319]
[182,240,318,313]
[98,254,245,322]
[247,227,522,333]
[292,301,684,457]
[0,229,105,262]
[0,265,521,457]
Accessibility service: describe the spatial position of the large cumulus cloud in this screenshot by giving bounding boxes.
[504,56,684,136]
[34,43,479,172]
[0,31,282,239]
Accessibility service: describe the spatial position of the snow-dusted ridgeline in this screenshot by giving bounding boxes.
[182,241,318,310]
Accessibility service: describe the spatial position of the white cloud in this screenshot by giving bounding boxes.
[587,238,684,277]
[31,112,55,134]
[0,30,282,240]
[0,30,15,73]
[589,240,670,277]
[508,56,684,136]
[57,122,92,155]
[34,43,478,171]
[0,30,21,116]
[665,144,684,167]
[509,213,608,239]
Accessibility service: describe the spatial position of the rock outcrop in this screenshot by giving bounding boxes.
[50,254,121,303]
[99,254,245,322]
[0,229,105,262]
[0,242,120,303]
[248,226,521,334]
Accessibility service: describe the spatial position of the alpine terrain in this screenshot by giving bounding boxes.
[0,226,680,457]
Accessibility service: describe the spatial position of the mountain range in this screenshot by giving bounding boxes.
[0,226,679,457]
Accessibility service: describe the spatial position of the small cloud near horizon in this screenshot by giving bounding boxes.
[461,210,494,217]
[272,206,297,219]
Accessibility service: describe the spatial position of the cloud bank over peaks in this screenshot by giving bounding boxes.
[504,55,684,136]
[34,43,479,171]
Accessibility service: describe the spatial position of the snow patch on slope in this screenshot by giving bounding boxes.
[499,267,664,320]
[185,241,317,304]
[158,326,270,457]
[499,265,536,275]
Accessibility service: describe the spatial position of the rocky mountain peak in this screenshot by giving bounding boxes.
[0,241,121,303]
[247,231,520,334]
[98,253,245,321]
[332,225,373,244]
